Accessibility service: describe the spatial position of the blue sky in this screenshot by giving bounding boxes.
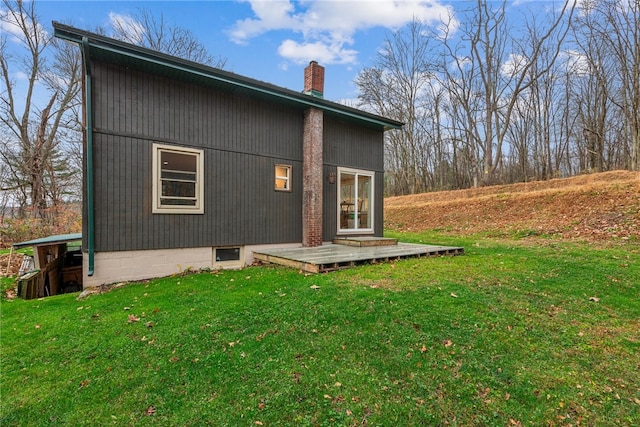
[3,0,558,103]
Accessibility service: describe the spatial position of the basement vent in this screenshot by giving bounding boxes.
[215,247,241,262]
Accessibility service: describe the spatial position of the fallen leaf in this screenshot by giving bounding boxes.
[442,339,453,347]
[145,406,156,416]
[310,285,320,290]
[35,324,41,329]
[419,345,428,353]
[145,322,153,328]
[478,387,490,399]
[254,422,263,426]
[128,314,140,323]
[589,296,600,302]
[504,392,511,401]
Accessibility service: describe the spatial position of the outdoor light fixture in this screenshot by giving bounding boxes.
[327,171,336,184]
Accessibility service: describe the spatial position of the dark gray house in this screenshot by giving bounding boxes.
[54,23,402,287]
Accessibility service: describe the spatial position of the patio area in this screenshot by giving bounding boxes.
[253,238,464,273]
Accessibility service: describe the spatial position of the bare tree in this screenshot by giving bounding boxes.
[440,0,575,185]
[110,8,227,68]
[567,0,639,173]
[584,0,640,171]
[0,0,82,219]
[356,19,440,195]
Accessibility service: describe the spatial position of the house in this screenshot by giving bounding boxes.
[53,23,404,287]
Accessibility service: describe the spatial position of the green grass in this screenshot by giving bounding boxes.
[1,232,639,426]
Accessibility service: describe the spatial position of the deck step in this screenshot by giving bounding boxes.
[332,237,398,247]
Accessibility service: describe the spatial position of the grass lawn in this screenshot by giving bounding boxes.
[1,232,639,426]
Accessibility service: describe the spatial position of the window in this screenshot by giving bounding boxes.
[275,164,291,191]
[213,247,243,269]
[152,144,204,214]
[215,247,241,262]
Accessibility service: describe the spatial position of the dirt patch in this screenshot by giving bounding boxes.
[385,170,640,242]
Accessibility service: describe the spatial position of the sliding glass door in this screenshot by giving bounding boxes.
[338,168,374,233]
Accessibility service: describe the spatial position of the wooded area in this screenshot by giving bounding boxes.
[1,0,638,226]
[356,0,639,195]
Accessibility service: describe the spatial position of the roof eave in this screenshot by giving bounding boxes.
[53,22,403,131]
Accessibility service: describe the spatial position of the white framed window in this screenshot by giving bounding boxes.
[337,167,374,233]
[152,143,204,214]
[275,164,291,191]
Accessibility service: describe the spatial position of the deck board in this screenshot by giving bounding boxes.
[253,242,464,273]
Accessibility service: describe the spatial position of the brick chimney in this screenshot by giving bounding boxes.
[302,107,323,247]
[303,61,325,98]
[302,61,324,247]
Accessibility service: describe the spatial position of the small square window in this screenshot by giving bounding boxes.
[275,164,291,191]
[153,144,204,214]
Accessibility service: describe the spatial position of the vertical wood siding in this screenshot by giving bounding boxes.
[322,116,385,239]
[89,60,386,251]
[91,61,303,252]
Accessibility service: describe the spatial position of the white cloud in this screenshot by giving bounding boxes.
[228,0,455,64]
[0,7,48,45]
[278,39,358,65]
[14,71,28,80]
[560,49,590,75]
[501,53,528,77]
[108,12,146,45]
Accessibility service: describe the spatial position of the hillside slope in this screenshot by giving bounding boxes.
[385,170,640,241]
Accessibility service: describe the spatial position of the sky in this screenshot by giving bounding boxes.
[2,0,558,104]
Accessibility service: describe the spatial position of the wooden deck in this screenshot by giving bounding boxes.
[253,241,464,273]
